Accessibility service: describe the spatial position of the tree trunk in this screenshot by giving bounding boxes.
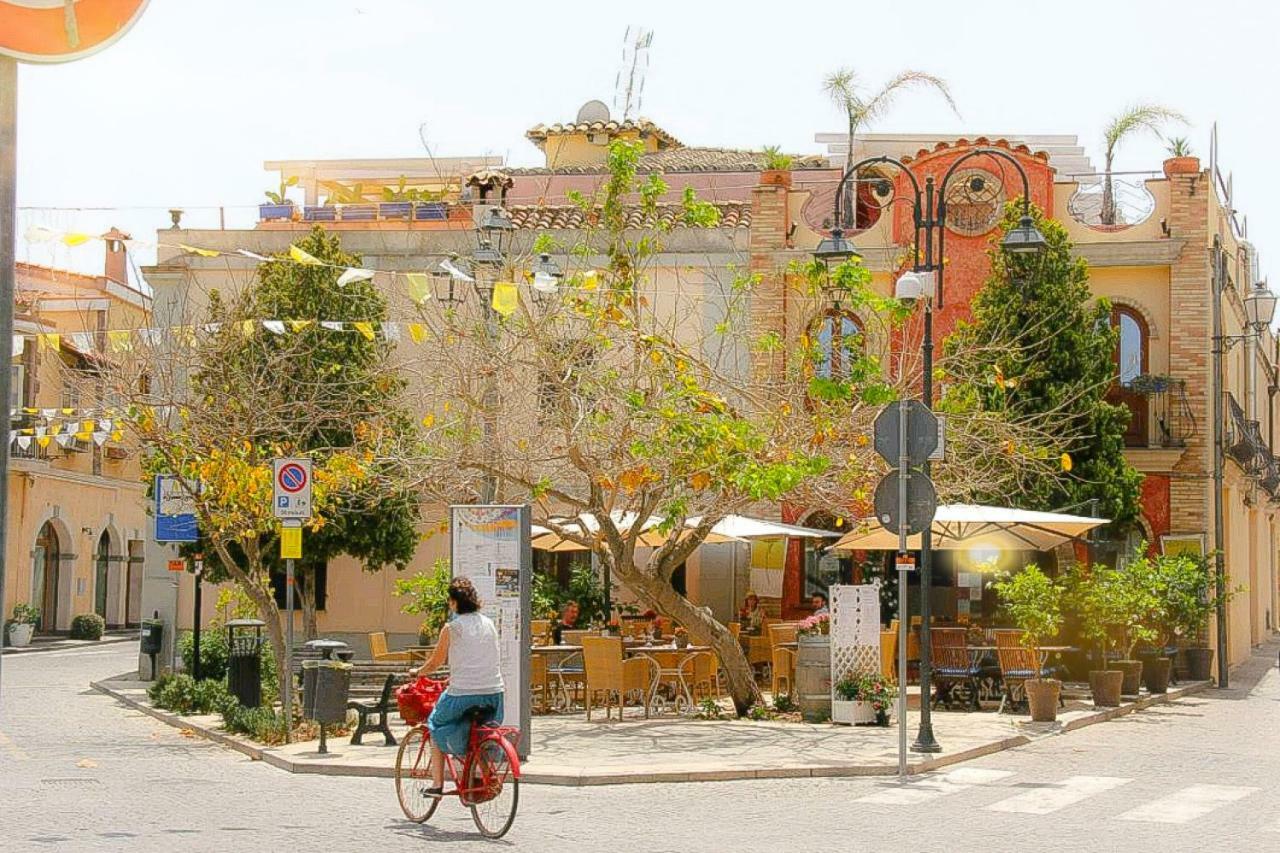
[1100,154,1116,226]
[621,568,762,717]
[298,565,318,641]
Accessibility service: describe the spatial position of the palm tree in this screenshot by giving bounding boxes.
[823,68,957,228]
[1099,104,1188,225]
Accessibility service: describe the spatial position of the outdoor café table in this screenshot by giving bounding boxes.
[624,645,712,715]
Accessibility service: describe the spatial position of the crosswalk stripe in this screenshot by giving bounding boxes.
[1118,784,1258,824]
[857,768,1013,805]
[986,775,1130,815]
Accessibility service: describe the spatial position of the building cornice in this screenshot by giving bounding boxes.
[1073,240,1185,267]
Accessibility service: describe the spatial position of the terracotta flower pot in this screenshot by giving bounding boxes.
[1162,156,1200,178]
[1142,657,1172,694]
[1025,678,1061,722]
[1089,669,1123,707]
[1114,660,1143,696]
[1184,647,1213,681]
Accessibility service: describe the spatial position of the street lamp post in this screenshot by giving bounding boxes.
[1210,237,1277,688]
[818,148,1045,753]
[471,207,515,504]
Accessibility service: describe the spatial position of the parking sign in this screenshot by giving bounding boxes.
[272,458,313,520]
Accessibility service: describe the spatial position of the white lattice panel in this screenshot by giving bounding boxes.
[830,584,881,691]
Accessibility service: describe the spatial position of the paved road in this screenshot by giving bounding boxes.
[2,641,1278,852]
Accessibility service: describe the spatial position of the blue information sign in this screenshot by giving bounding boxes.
[155,474,198,542]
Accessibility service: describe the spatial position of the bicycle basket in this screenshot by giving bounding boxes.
[396,676,446,726]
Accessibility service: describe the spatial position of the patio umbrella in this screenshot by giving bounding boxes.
[531,512,839,552]
[830,503,1108,552]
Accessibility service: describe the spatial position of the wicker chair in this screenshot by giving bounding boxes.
[880,629,898,682]
[367,631,412,663]
[530,619,551,646]
[582,636,655,721]
[529,652,549,712]
[681,651,721,703]
[931,627,981,710]
[769,623,799,697]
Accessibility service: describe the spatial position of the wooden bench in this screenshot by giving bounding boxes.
[290,652,411,746]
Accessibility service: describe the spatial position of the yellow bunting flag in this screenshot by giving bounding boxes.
[36,436,51,449]
[107,330,132,353]
[353,322,375,341]
[406,273,432,305]
[37,333,60,352]
[240,320,256,337]
[581,270,599,291]
[421,413,435,428]
[49,422,62,436]
[179,244,220,258]
[111,430,123,442]
[75,431,92,442]
[491,282,518,317]
[81,420,95,434]
[61,233,93,247]
[407,323,427,344]
[289,245,322,266]
[1060,452,1073,472]
[281,526,302,560]
[287,320,313,333]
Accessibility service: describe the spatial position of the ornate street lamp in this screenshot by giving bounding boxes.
[1245,279,1278,332]
[1001,214,1048,255]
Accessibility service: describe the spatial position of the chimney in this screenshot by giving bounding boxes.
[103,227,130,285]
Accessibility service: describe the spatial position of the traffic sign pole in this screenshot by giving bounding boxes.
[897,383,909,778]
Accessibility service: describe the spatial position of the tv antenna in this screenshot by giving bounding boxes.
[613,26,653,121]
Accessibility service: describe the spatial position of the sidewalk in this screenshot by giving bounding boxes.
[5,630,135,655]
[91,674,1210,786]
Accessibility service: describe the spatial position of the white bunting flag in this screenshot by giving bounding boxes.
[139,329,162,346]
[23,225,57,243]
[237,249,270,262]
[533,270,559,293]
[55,433,73,448]
[262,321,286,335]
[337,267,376,287]
[11,335,23,357]
[440,258,474,282]
[383,323,402,342]
[15,436,31,451]
[69,332,94,353]
[93,432,108,447]
[320,321,344,332]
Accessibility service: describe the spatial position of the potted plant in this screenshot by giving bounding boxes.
[833,672,895,726]
[260,176,299,221]
[760,145,794,188]
[1155,549,1235,681]
[992,565,1064,722]
[70,613,106,641]
[1162,137,1200,178]
[672,627,690,649]
[1067,564,1124,707]
[7,603,38,647]
[1111,554,1159,697]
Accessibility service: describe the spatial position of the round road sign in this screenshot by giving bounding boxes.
[277,462,308,493]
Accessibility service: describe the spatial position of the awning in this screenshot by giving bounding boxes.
[831,504,1108,552]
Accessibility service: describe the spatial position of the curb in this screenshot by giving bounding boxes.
[90,677,1213,787]
[5,634,135,655]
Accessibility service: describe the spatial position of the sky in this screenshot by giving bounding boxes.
[12,0,1280,282]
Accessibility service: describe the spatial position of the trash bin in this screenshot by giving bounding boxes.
[226,619,265,708]
[140,617,164,680]
[303,638,350,660]
[302,658,352,754]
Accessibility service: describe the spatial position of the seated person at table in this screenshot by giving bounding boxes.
[738,593,764,635]
[811,592,829,616]
[641,609,663,641]
[551,600,580,645]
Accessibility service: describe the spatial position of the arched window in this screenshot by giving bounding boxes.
[812,311,864,380]
[1109,305,1149,446]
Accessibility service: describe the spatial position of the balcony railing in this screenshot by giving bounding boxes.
[1123,374,1197,448]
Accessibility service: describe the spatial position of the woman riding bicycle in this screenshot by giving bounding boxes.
[415,576,504,798]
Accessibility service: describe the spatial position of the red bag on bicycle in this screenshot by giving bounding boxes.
[396,676,445,726]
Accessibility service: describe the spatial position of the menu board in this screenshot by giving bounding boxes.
[450,505,531,756]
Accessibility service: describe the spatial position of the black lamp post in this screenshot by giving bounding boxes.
[471,206,515,503]
[817,148,1045,753]
[1210,241,1278,688]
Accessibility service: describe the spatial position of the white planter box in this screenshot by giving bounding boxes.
[8,622,34,647]
[832,699,877,725]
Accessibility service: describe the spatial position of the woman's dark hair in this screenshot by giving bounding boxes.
[448,577,481,614]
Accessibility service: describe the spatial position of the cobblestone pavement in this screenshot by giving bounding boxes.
[2,641,1279,852]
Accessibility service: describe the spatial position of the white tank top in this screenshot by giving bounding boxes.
[446,612,504,696]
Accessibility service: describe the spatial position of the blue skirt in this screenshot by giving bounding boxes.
[427,690,505,756]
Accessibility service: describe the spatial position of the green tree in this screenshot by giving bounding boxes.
[944,202,1143,530]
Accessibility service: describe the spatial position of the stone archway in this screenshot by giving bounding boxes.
[32,521,62,632]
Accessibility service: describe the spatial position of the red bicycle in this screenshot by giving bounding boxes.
[394,678,521,839]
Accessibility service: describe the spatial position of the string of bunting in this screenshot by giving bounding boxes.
[22,225,597,319]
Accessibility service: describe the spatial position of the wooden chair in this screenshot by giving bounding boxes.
[367,631,412,663]
[769,623,799,697]
[728,621,741,640]
[745,617,777,678]
[994,629,1058,714]
[681,651,721,703]
[561,629,589,646]
[581,636,654,721]
[880,629,898,682]
[930,627,981,711]
[531,619,551,646]
[529,653,549,712]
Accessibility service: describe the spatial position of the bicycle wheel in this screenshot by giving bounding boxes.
[467,737,519,839]
[395,726,440,824]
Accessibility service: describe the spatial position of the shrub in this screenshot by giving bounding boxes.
[772,692,797,713]
[180,629,230,681]
[69,613,106,640]
[222,704,290,744]
[149,673,231,715]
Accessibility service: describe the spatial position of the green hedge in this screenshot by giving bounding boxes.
[147,674,235,716]
[69,613,106,640]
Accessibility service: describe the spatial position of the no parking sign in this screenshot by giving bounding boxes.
[272,458,313,520]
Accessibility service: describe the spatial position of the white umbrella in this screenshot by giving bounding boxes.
[531,512,839,552]
[831,503,1108,552]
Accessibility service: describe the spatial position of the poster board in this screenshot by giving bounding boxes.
[1160,533,1206,559]
[450,504,531,757]
[749,537,786,598]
